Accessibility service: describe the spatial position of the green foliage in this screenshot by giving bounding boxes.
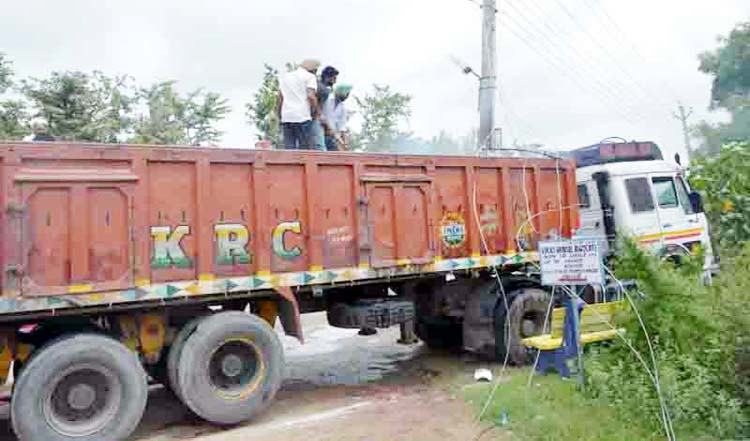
[694,22,750,154]
[20,71,135,143]
[0,100,28,140]
[690,141,750,248]
[586,241,747,439]
[699,22,750,108]
[0,53,27,140]
[0,53,12,94]
[245,64,281,146]
[465,369,661,440]
[131,81,229,146]
[354,84,411,152]
[0,52,230,145]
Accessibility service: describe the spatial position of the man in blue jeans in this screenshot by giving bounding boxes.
[278,59,320,149]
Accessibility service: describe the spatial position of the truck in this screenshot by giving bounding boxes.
[570,141,715,275]
[0,141,578,441]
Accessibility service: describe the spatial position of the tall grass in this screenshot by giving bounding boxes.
[586,241,749,439]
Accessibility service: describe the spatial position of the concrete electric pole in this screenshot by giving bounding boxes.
[478,0,497,150]
[673,102,693,157]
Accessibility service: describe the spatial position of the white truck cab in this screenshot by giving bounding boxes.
[569,141,716,273]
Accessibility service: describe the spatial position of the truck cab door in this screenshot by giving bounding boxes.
[576,181,608,253]
[651,174,703,252]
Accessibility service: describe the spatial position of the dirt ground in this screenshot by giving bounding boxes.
[0,312,505,441]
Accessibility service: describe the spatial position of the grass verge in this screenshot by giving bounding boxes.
[463,368,664,441]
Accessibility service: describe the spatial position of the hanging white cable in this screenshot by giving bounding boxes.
[602,265,676,440]
[527,285,556,387]
[472,176,512,423]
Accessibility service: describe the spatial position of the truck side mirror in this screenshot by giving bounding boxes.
[689,191,704,213]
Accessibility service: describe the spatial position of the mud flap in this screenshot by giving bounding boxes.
[273,286,304,343]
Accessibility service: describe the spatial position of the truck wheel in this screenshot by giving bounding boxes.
[166,315,205,401]
[11,334,148,441]
[494,288,550,365]
[175,311,284,425]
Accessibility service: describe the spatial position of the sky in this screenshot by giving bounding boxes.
[1,0,748,160]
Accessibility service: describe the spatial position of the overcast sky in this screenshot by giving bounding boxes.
[1,0,748,159]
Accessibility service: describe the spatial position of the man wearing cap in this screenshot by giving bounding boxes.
[321,84,353,151]
[312,66,339,150]
[277,59,320,149]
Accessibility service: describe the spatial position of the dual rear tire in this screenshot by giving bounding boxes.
[167,311,284,425]
[10,311,284,441]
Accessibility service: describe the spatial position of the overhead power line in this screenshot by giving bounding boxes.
[580,0,682,103]
[495,8,650,126]
[501,0,656,122]
[549,0,676,112]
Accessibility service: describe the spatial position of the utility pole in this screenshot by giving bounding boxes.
[673,102,693,157]
[478,0,497,150]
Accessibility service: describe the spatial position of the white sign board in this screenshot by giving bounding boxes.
[539,239,604,286]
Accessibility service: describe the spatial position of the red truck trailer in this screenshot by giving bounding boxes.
[0,141,577,440]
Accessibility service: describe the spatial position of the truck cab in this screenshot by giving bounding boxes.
[570,141,716,273]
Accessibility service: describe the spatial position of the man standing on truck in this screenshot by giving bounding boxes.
[278,59,320,150]
[23,117,55,142]
[313,66,339,150]
[322,84,352,151]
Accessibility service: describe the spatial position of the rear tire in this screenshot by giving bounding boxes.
[175,311,284,425]
[11,333,148,441]
[494,288,551,365]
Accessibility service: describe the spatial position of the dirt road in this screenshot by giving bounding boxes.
[0,313,504,441]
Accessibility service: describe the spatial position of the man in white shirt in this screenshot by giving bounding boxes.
[277,59,320,149]
[321,84,352,151]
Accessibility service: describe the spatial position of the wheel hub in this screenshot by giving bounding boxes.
[522,319,537,337]
[221,354,244,378]
[208,339,261,393]
[44,366,122,437]
[67,383,97,411]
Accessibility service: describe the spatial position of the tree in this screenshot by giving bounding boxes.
[245,64,281,146]
[0,53,12,94]
[354,85,411,152]
[694,22,750,154]
[0,53,28,140]
[245,63,298,147]
[0,101,29,140]
[20,71,135,143]
[131,81,229,146]
[699,22,750,108]
[690,141,750,250]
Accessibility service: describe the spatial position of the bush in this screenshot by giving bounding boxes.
[586,241,749,439]
[690,141,750,251]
